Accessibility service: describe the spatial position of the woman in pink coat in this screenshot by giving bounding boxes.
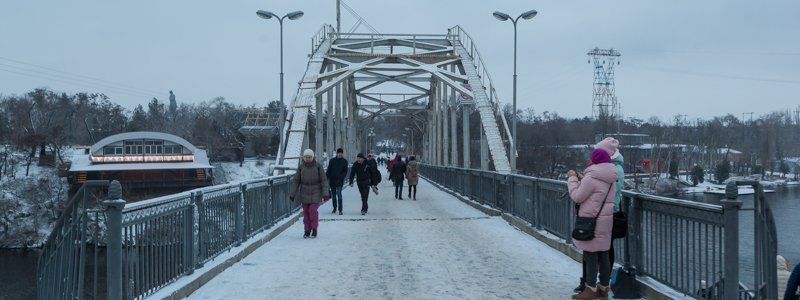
[567,148,618,299]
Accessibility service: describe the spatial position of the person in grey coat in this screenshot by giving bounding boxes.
[289,149,330,238]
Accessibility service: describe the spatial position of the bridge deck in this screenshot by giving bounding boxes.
[187,170,580,299]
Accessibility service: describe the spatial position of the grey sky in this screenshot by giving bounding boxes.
[1,0,799,121]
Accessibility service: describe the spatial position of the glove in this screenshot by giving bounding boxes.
[323,195,331,202]
[289,196,295,202]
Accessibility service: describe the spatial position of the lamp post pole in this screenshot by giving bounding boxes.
[257,10,303,171]
[493,9,537,173]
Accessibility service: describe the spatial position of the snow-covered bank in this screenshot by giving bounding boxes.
[213,159,274,184]
[0,153,69,248]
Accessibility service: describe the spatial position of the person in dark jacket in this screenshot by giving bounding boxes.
[390,155,407,200]
[289,149,330,238]
[367,153,381,191]
[349,153,372,215]
[326,148,348,215]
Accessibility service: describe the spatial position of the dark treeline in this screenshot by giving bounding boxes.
[0,88,283,176]
[507,106,800,178]
[1,88,797,180]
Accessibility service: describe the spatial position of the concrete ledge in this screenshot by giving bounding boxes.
[421,176,502,217]
[151,210,302,300]
[501,213,584,262]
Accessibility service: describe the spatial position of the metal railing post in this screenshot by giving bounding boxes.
[534,180,542,229]
[193,191,205,268]
[236,184,246,246]
[721,198,742,299]
[631,195,644,275]
[103,181,125,300]
[185,192,196,275]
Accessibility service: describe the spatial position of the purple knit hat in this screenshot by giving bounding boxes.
[590,148,612,164]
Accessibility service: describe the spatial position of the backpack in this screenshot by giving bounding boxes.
[372,164,382,184]
[409,165,418,178]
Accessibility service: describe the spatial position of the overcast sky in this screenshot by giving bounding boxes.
[1,0,799,120]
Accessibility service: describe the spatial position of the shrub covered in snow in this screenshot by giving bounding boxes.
[0,165,67,247]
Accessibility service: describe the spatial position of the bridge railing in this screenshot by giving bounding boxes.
[311,24,336,54]
[37,175,299,300]
[118,175,296,299]
[420,164,776,299]
[447,26,514,153]
[36,180,114,300]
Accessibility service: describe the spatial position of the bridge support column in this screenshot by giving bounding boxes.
[347,78,358,159]
[480,126,489,170]
[441,77,450,167]
[463,106,471,169]
[450,66,458,167]
[315,86,323,160]
[340,81,348,159]
[326,67,334,159]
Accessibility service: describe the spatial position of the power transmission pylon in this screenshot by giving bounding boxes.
[587,47,622,136]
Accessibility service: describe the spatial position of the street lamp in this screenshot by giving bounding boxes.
[404,127,414,156]
[256,9,303,169]
[493,9,537,173]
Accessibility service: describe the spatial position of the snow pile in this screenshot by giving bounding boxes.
[215,159,274,184]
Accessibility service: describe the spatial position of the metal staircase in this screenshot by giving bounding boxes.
[448,26,513,173]
[276,25,335,173]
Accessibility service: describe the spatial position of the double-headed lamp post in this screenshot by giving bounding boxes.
[256,9,303,168]
[493,9,537,173]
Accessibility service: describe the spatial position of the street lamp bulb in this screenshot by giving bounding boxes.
[520,9,538,20]
[286,11,304,20]
[256,10,275,19]
[493,11,511,21]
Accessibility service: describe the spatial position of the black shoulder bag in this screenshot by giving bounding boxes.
[571,183,613,242]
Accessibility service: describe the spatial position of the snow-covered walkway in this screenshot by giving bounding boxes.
[188,169,582,299]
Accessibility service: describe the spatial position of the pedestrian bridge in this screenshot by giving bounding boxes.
[37,166,778,299]
[35,24,779,300]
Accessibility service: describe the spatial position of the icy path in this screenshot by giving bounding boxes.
[188,170,581,299]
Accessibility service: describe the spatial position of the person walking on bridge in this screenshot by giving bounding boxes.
[289,149,330,239]
[390,154,407,200]
[349,153,373,215]
[567,148,618,299]
[406,156,419,200]
[326,148,348,215]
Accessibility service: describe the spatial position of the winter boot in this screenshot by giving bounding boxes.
[303,230,310,239]
[338,211,343,215]
[311,229,317,238]
[361,210,366,215]
[573,281,585,293]
[571,285,597,300]
[596,285,609,299]
[332,208,337,214]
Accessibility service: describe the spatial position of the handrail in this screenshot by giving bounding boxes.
[420,164,776,299]
[447,26,514,146]
[37,180,112,300]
